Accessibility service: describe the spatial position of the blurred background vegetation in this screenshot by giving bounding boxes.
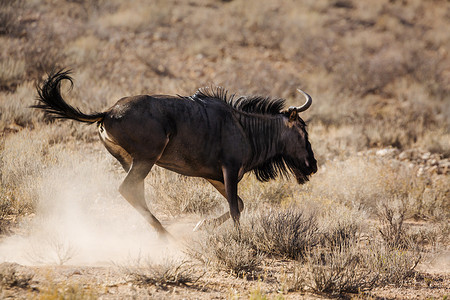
[1,0,448,155]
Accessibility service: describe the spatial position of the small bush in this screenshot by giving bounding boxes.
[304,236,420,295]
[371,243,420,286]
[189,224,264,277]
[26,234,77,266]
[305,244,379,294]
[127,257,201,287]
[377,197,409,249]
[277,265,305,294]
[318,206,363,251]
[0,263,34,289]
[249,207,318,260]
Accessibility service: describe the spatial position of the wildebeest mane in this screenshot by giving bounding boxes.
[190,86,286,115]
[187,86,309,183]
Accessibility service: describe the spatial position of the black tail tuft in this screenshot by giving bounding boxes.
[34,69,105,124]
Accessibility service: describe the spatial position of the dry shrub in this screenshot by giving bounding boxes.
[305,230,420,295]
[25,233,78,266]
[0,187,28,234]
[248,207,318,260]
[302,207,378,294]
[188,206,318,275]
[277,265,305,294]
[0,126,75,187]
[0,127,48,231]
[318,206,364,251]
[377,197,409,249]
[305,243,379,294]
[305,240,420,295]
[372,243,421,286]
[408,222,449,250]
[0,263,34,289]
[264,204,421,295]
[209,237,263,278]
[375,195,448,251]
[127,257,200,287]
[189,224,264,277]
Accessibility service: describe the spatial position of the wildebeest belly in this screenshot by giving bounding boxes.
[155,137,225,180]
[155,157,223,180]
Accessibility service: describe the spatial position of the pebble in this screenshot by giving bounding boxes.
[365,148,449,176]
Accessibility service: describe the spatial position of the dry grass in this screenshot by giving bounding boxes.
[244,207,318,260]
[125,256,201,288]
[188,203,423,296]
[305,156,449,221]
[0,0,449,298]
[0,263,34,290]
[36,282,98,300]
[146,167,223,217]
[190,223,265,277]
[304,239,420,295]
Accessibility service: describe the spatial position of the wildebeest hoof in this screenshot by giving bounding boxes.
[193,219,215,231]
[193,219,206,232]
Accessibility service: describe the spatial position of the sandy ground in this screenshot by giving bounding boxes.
[0,213,449,299]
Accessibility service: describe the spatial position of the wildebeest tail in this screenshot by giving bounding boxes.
[34,69,105,124]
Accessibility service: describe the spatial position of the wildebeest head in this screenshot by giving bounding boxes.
[280,90,317,184]
[244,89,317,184]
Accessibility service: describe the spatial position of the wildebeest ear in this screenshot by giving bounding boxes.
[288,109,298,122]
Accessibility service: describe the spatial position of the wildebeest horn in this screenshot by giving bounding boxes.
[295,89,312,112]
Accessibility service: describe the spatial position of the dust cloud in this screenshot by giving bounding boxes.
[0,151,190,266]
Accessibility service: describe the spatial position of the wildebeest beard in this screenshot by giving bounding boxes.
[253,154,310,184]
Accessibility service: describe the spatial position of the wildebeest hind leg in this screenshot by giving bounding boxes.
[99,130,132,172]
[193,179,244,231]
[119,159,171,238]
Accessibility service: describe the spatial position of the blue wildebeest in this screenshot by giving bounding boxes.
[34,70,317,238]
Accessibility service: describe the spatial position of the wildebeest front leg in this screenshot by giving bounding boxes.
[193,172,244,232]
[193,179,244,231]
[223,166,240,225]
[119,159,170,237]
